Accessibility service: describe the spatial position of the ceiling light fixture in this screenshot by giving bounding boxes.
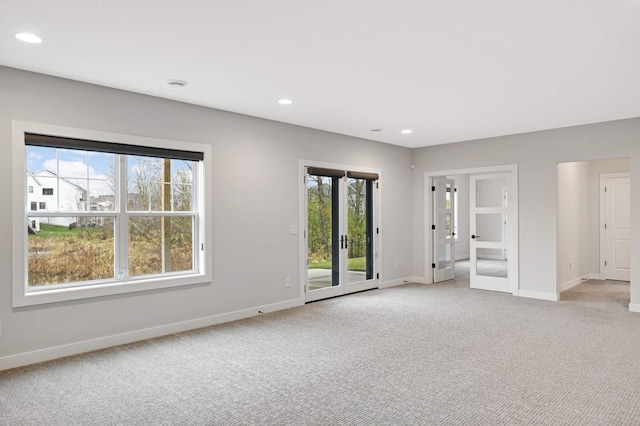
[401,129,413,134]
[167,79,188,87]
[15,32,42,44]
[278,99,293,105]
[370,128,382,132]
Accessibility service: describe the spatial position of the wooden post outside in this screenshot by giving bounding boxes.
[161,158,171,272]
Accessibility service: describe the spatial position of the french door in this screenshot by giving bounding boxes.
[470,173,512,293]
[432,177,456,282]
[305,167,378,302]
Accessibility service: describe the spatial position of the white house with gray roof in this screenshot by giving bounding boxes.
[27,169,87,231]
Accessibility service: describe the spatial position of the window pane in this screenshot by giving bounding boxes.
[129,216,194,277]
[171,159,194,211]
[127,156,194,212]
[26,145,57,174]
[27,217,115,286]
[127,156,161,211]
[172,184,192,211]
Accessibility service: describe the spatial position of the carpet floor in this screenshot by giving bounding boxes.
[1,278,638,425]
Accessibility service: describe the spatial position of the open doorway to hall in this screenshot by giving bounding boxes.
[557,158,630,308]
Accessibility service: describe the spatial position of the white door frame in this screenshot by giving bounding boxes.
[299,159,382,303]
[424,164,519,295]
[599,172,631,281]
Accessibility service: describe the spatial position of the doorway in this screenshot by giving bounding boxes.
[426,165,519,295]
[556,159,630,300]
[302,163,379,303]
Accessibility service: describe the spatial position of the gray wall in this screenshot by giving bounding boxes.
[412,121,640,301]
[3,64,640,367]
[557,161,591,286]
[0,67,413,363]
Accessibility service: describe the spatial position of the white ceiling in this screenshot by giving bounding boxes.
[2,0,640,148]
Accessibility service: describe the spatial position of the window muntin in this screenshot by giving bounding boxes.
[12,120,212,307]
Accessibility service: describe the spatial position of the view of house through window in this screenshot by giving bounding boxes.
[26,140,200,288]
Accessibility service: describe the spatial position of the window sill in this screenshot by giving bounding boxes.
[14,273,211,308]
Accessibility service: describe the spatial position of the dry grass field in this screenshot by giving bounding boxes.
[28,224,193,286]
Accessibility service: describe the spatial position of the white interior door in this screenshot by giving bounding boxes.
[305,168,378,302]
[470,174,511,293]
[433,177,455,282]
[603,176,630,281]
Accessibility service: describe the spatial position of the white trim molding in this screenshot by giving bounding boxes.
[380,277,413,289]
[519,290,559,302]
[12,120,214,307]
[558,277,586,293]
[628,303,640,313]
[0,298,302,372]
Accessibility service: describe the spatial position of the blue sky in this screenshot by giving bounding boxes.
[27,146,193,197]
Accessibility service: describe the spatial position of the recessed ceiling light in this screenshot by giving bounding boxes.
[15,32,42,44]
[401,129,413,134]
[278,99,293,105]
[167,79,188,87]
[370,128,383,132]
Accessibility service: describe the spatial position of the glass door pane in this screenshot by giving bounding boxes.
[433,178,455,282]
[307,175,340,291]
[470,174,510,292]
[347,178,373,284]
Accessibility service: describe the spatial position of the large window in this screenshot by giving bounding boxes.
[12,121,212,307]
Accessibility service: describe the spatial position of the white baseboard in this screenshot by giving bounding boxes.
[519,290,559,302]
[0,298,302,372]
[455,254,470,261]
[379,277,414,288]
[558,274,603,293]
[629,304,640,313]
[410,276,427,284]
[558,277,585,293]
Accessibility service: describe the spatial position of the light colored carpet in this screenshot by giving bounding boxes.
[1,279,639,425]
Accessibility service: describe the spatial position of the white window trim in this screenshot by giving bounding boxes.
[12,120,213,307]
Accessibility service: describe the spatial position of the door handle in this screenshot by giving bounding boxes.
[340,235,344,249]
[345,235,348,249]
[471,234,481,239]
